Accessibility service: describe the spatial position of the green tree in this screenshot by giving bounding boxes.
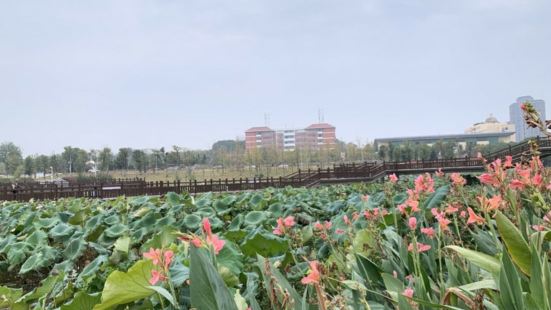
[98,148,113,171]
[131,150,148,172]
[114,148,132,170]
[23,156,34,177]
[0,142,23,175]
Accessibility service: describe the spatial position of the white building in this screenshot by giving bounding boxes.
[465,115,515,140]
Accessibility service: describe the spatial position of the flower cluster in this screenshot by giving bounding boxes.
[180,218,225,255]
[414,173,435,194]
[273,216,295,236]
[143,248,174,285]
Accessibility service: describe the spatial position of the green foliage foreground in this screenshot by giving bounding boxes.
[0,155,550,309]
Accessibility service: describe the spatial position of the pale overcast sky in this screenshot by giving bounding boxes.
[1,0,550,155]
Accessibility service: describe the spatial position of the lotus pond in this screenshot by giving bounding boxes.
[1,156,551,310]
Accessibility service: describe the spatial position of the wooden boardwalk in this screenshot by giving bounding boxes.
[2,137,551,202]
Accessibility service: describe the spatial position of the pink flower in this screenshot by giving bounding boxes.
[467,208,485,225]
[163,250,174,270]
[460,210,467,218]
[206,234,225,255]
[408,217,417,230]
[421,227,435,239]
[504,155,513,168]
[408,242,431,253]
[415,173,435,193]
[335,229,345,235]
[402,287,414,298]
[445,203,460,214]
[479,173,500,187]
[510,179,525,190]
[143,248,162,266]
[438,217,451,232]
[283,216,295,227]
[361,194,370,202]
[450,173,466,186]
[191,237,203,248]
[149,269,166,285]
[343,215,351,226]
[202,218,212,235]
[202,218,225,254]
[389,173,398,183]
[301,261,321,285]
[314,221,324,230]
[532,225,546,232]
[435,168,445,177]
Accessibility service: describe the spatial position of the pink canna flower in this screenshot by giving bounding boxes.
[460,210,467,218]
[149,269,166,285]
[301,261,321,285]
[283,216,296,227]
[533,174,543,187]
[479,173,500,187]
[402,287,414,298]
[389,173,398,183]
[435,168,445,177]
[438,217,451,232]
[421,227,435,239]
[467,208,485,225]
[202,218,212,235]
[510,179,525,190]
[408,217,417,230]
[143,248,162,266]
[361,194,370,202]
[532,225,546,232]
[206,234,225,255]
[314,221,324,230]
[343,215,351,226]
[191,237,203,248]
[335,229,345,235]
[450,173,466,186]
[408,242,431,253]
[445,203,460,214]
[415,173,435,193]
[504,155,513,168]
[163,250,174,270]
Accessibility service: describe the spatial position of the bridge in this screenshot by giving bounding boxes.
[2,137,551,202]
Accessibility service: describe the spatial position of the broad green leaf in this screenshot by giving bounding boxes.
[103,223,127,238]
[458,279,497,291]
[147,286,177,307]
[93,260,155,310]
[189,247,238,310]
[0,286,23,309]
[446,246,500,276]
[241,230,288,257]
[61,292,101,310]
[244,211,268,226]
[113,236,130,254]
[424,185,449,210]
[63,236,86,261]
[495,211,531,276]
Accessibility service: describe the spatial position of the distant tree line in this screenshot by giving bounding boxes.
[0,139,512,178]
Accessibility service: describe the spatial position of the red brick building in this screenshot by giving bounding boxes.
[245,123,336,151]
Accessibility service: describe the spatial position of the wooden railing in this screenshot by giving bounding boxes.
[2,137,551,202]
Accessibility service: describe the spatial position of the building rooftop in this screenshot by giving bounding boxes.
[374,131,515,143]
[245,126,274,133]
[306,123,335,129]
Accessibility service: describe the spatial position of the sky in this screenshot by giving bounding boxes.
[1,0,550,155]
